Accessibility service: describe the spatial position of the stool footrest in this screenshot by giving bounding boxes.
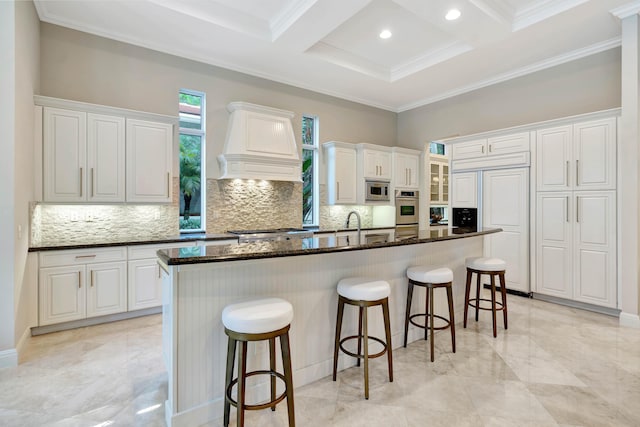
[409,313,452,331]
[467,298,505,312]
[339,335,388,360]
[226,370,287,411]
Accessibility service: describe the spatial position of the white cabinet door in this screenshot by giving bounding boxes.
[87,113,125,202]
[326,144,357,204]
[536,192,572,299]
[536,125,572,192]
[39,265,85,326]
[126,119,173,203]
[43,107,87,202]
[451,139,486,160]
[363,149,392,180]
[482,168,529,293]
[487,132,530,156]
[394,153,419,189]
[128,259,163,310]
[86,262,127,318]
[573,191,616,308]
[451,172,477,208]
[573,118,616,190]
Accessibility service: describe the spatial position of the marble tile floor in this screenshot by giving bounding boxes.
[1,296,639,427]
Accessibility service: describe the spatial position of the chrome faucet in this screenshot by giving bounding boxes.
[345,210,362,246]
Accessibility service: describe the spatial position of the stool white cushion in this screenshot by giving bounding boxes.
[466,257,506,272]
[222,298,294,334]
[407,266,453,284]
[338,277,390,301]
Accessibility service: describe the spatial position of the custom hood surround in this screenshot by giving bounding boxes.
[218,102,301,182]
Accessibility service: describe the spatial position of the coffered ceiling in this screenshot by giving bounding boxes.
[33,0,636,112]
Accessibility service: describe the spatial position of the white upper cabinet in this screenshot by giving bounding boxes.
[38,96,176,204]
[451,139,486,160]
[393,148,420,189]
[450,132,530,161]
[324,142,357,204]
[359,144,392,180]
[126,119,173,203]
[429,155,449,204]
[537,118,616,192]
[87,113,126,202]
[43,107,87,202]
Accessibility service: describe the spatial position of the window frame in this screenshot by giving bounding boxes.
[301,114,319,227]
[179,88,206,233]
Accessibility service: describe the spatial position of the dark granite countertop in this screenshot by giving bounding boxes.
[28,233,237,252]
[158,227,502,266]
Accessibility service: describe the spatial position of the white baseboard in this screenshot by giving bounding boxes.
[620,312,640,328]
[0,348,18,369]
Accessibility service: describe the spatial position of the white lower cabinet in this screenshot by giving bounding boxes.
[536,191,616,308]
[39,257,127,326]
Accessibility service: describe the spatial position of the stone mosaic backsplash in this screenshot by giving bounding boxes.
[206,179,303,233]
[30,178,180,247]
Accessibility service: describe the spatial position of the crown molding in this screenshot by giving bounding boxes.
[514,0,589,31]
[611,1,640,19]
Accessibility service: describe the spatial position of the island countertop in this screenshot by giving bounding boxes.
[158,227,501,265]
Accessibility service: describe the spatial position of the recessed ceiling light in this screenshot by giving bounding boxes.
[445,9,461,21]
[379,29,392,39]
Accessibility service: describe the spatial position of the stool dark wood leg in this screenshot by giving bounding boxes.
[446,284,456,354]
[428,286,435,362]
[424,284,430,341]
[237,341,248,427]
[382,298,393,382]
[499,272,508,330]
[403,280,414,347]
[280,331,296,427]
[356,306,364,367]
[490,274,497,338]
[475,271,481,322]
[332,297,345,381]
[224,336,237,427]
[269,337,276,411]
[363,306,369,400]
[464,269,472,328]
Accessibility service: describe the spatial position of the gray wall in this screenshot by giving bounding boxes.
[398,48,621,149]
[39,23,398,179]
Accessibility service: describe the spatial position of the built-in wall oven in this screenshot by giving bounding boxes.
[395,190,419,239]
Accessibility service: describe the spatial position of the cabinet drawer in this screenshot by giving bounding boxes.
[39,247,127,267]
[128,241,195,260]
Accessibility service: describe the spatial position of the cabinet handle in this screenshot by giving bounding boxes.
[90,270,94,287]
[157,265,161,279]
[91,168,95,198]
[576,160,579,186]
[481,145,484,154]
[566,161,569,186]
[576,197,579,223]
[75,255,96,259]
[489,144,492,153]
[167,172,171,197]
[337,182,340,200]
[566,196,569,222]
[79,167,83,196]
[78,271,81,289]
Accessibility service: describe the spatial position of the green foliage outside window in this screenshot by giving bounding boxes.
[302,116,316,225]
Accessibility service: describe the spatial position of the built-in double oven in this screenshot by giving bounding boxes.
[395,190,419,240]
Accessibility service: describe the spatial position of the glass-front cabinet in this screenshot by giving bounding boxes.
[430,156,449,205]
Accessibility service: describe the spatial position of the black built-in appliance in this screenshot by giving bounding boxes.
[452,208,478,232]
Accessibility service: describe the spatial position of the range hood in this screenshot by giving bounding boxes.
[218,102,301,182]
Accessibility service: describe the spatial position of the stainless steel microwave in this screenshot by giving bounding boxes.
[365,180,390,202]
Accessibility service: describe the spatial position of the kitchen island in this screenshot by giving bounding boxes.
[158,227,500,427]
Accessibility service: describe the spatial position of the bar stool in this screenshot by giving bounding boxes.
[403,267,455,362]
[332,277,393,399]
[463,257,508,338]
[222,298,295,427]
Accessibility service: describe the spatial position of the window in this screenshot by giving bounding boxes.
[179,89,205,232]
[429,142,446,155]
[302,115,319,226]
